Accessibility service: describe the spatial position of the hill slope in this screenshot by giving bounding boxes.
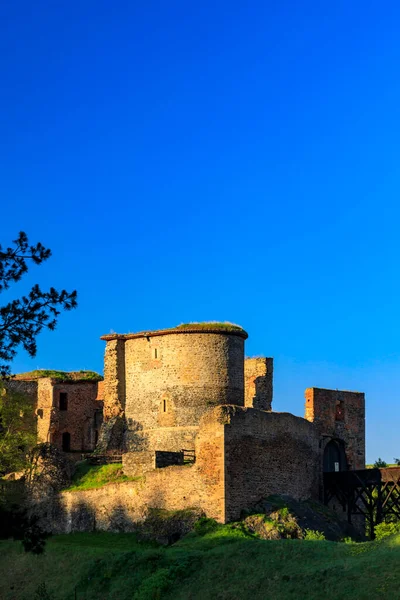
[0,528,399,600]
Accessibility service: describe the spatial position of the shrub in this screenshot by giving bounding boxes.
[34,583,55,600]
[373,458,388,468]
[194,517,219,536]
[374,521,400,541]
[304,529,326,541]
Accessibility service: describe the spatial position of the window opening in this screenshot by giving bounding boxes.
[335,400,344,421]
[163,399,167,412]
[62,432,71,452]
[59,392,68,411]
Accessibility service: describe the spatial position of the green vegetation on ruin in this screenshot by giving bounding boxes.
[366,464,398,469]
[64,461,139,491]
[0,528,400,599]
[175,321,245,332]
[13,370,103,383]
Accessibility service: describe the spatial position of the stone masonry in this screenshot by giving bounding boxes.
[304,387,365,470]
[5,372,104,454]
[244,357,273,410]
[101,326,247,455]
[23,322,366,530]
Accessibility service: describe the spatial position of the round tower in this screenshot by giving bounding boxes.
[101,323,247,431]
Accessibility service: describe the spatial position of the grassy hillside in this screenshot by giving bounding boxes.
[0,526,399,600]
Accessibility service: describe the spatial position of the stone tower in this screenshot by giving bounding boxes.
[304,387,365,471]
[100,323,248,452]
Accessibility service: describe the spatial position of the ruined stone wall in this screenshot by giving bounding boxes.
[304,388,365,470]
[49,382,101,452]
[33,406,227,533]
[37,378,54,443]
[103,339,126,420]
[33,405,324,531]
[221,406,321,521]
[244,357,273,410]
[121,406,321,524]
[5,376,103,454]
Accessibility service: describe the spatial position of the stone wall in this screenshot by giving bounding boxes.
[50,381,101,452]
[34,407,227,533]
[103,339,126,420]
[122,451,154,476]
[123,331,245,429]
[304,388,365,470]
[3,377,103,453]
[244,357,273,410]
[76,406,321,530]
[37,378,54,443]
[101,328,246,453]
[221,406,321,520]
[2,379,38,436]
[125,425,199,454]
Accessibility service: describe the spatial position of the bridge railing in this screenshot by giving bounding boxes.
[324,467,400,539]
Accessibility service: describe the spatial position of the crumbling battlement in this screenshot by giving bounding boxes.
[244,357,273,410]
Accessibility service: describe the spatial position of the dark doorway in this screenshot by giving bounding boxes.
[323,439,347,472]
[62,432,71,452]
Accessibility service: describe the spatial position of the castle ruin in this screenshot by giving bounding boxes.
[7,322,365,528]
[97,323,365,523]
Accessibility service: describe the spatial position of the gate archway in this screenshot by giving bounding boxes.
[323,439,348,472]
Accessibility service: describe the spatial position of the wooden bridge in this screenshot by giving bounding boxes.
[324,467,400,538]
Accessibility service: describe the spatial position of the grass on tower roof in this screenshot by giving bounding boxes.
[13,370,103,382]
[175,322,244,332]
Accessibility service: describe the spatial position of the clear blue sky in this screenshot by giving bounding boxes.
[1,1,400,463]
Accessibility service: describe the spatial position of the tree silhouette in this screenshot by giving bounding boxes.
[0,232,77,377]
[373,458,388,468]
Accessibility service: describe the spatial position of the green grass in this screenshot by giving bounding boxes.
[366,464,398,469]
[64,462,138,491]
[13,370,103,382]
[1,527,400,599]
[175,321,245,332]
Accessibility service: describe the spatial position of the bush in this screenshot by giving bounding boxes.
[373,458,388,468]
[34,582,55,600]
[304,529,326,541]
[194,517,219,536]
[0,501,49,553]
[374,521,400,541]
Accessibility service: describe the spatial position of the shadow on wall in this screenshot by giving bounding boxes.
[30,482,204,545]
[125,419,149,452]
[253,376,271,411]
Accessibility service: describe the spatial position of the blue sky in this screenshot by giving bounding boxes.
[1,1,400,463]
